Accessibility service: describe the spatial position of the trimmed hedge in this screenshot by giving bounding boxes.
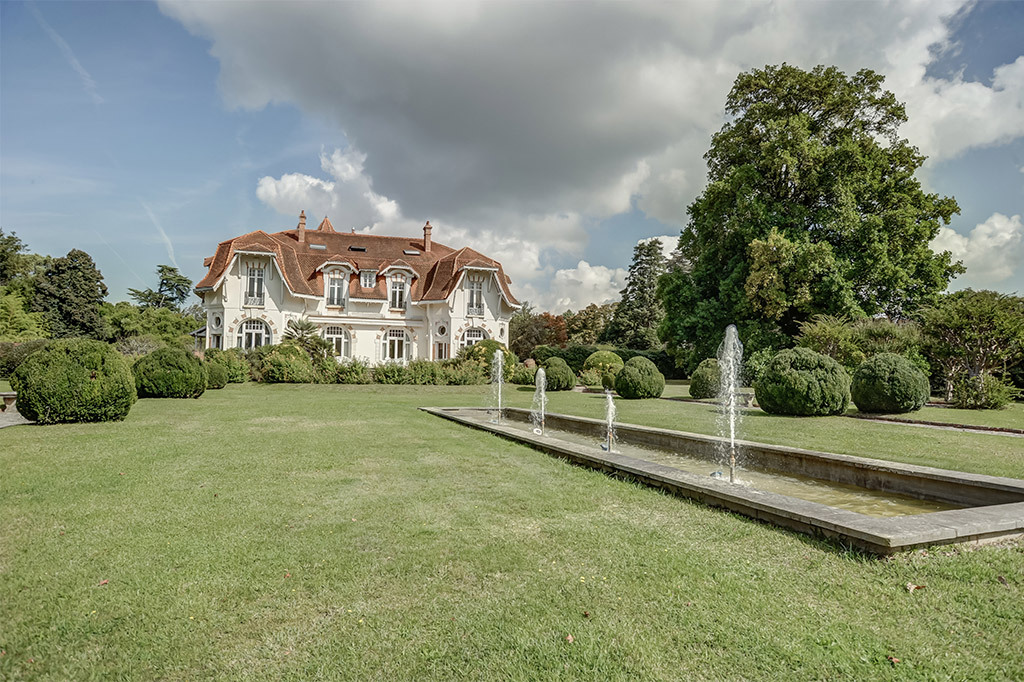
[510,363,537,385]
[615,356,665,399]
[542,357,576,391]
[11,339,136,423]
[754,348,850,416]
[205,361,228,390]
[258,345,316,383]
[204,348,248,383]
[851,353,929,414]
[134,347,207,398]
[689,358,719,400]
[533,344,683,379]
[583,350,624,374]
[0,339,49,378]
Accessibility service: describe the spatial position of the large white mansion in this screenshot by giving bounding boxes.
[194,212,520,363]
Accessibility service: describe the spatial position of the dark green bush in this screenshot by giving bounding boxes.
[612,348,684,380]
[463,339,516,381]
[533,344,683,379]
[951,372,1019,409]
[133,347,207,398]
[11,339,136,423]
[205,361,229,390]
[542,357,576,391]
[742,348,776,387]
[510,363,537,385]
[533,344,596,373]
[578,368,603,387]
[614,356,665,399]
[754,348,850,416]
[0,339,49,378]
[601,372,617,390]
[438,359,486,385]
[335,358,372,384]
[406,359,445,385]
[851,353,929,413]
[689,358,719,399]
[257,345,315,384]
[204,348,249,383]
[373,361,409,384]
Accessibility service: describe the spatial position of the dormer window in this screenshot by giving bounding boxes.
[390,274,407,310]
[466,274,484,316]
[360,270,376,288]
[245,263,265,306]
[326,271,346,307]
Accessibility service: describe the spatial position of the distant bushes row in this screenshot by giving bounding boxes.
[531,344,683,379]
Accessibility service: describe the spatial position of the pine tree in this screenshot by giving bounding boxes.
[32,249,108,339]
[604,240,665,349]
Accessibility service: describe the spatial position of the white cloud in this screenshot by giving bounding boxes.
[159,0,1024,303]
[932,213,1024,287]
[541,261,628,312]
[640,234,679,262]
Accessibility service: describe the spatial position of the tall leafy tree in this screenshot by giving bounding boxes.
[0,287,48,341]
[129,265,193,310]
[32,249,108,339]
[605,240,665,350]
[659,64,962,368]
[562,302,616,345]
[917,289,1024,399]
[0,229,49,300]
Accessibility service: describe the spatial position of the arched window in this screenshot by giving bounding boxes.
[384,328,410,363]
[237,319,271,349]
[461,328,487,348]
[324,326,351,358]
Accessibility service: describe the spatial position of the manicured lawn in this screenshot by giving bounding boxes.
[2,383,1022,680]
[855,402,1024,431]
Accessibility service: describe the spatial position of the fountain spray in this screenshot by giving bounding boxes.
[491,349,504,424]
[603,389,617,452]
[531,367,547,435]
[717,325,744,483]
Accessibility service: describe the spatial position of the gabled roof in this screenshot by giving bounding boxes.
[195,217,520,307]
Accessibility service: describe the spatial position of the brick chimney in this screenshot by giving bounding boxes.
[297,210,306,243]
[423,220,432,252]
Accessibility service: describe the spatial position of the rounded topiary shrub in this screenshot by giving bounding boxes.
[615,356,665,399]
[464,339,516,382]
[688,358,720,399]
[205,360,229,390]
[510,363,537,385]
[583,350,624,375]
[851,353,929,414]
[11,339,136,424]
[133,347,207,398]
[204,348,249,383]
[754,347,850,416]
[543,357,576,391]
[258,344,315,384]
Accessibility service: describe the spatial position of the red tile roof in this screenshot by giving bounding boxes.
[195,219,520,306]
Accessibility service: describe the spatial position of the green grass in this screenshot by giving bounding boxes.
[2,383,1022,680]
[854,402,1024,430]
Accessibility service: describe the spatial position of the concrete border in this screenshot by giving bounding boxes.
[421,406,1024,555]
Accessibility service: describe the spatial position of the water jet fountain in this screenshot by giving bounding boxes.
[530,367,547,435]
[490,349,504,424]
[717,325,744,483]
[601,389,617,452]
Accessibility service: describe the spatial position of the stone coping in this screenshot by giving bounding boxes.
[421,406,1024,555]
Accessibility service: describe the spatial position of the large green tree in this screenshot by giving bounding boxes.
[128,264,193,310]
[659,64,963,369]
[32,249,108,339]
[562,302,616,345]
[605,240,665,350]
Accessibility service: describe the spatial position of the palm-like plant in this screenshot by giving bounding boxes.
[283,319,332,359]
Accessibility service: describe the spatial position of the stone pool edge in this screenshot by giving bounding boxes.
[420,406,1024,555]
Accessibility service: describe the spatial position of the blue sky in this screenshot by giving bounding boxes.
[2,1,1022,311]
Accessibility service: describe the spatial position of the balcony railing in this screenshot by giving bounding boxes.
[244,294,265,307]
[466,305,484,316]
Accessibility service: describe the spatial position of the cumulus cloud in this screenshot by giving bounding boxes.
[538,261,628,312]
[160,0,1024,305]
[932,213,1024,287]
